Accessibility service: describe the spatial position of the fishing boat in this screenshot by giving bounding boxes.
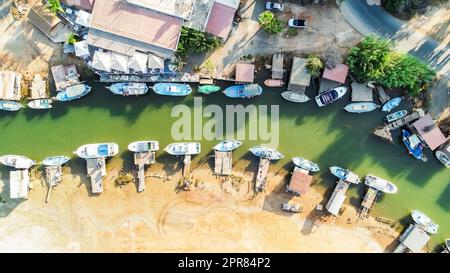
[281,91,310,103]
[152,83,192,96]
[329,166,360,184]
[107,83,148,96]
[223,84,263,98]
[0,155,36,169]
[42,156,70,166]
[435,150,450,168]
[385,110,407,123]
[165,142,201,155]
[213,140,242,152]
[27,99,52,109]
[0,100,22,111]
[292,157,320,172]
[402,129,426,161]
[315,87,347,107]
[74,143,119,159]
[343,102,380,113]
[198,85,221,94]
[249,146,283,160]
[264,79,284,87]
[411,210,439,234]
[382,97,401,112]
[127,141,159,153]
[364,174,398,194]
[56,84,92,101]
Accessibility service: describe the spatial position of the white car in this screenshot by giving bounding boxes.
[265,2,284,12]
[288,18,308,29]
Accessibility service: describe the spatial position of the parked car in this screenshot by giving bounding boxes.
[288,18,308,29]
[265,2,284,12]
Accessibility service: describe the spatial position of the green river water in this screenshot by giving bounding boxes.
[0,71,448,250]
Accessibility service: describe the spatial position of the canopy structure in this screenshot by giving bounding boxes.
[92,50,112,72]
[75,10,92,27]
[128,51,148,73]
[147,53,164,70]
[111,52,130,73]
[235,63,254,83]
[74,40,90,57]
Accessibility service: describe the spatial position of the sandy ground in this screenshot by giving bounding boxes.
[0,158,400,253]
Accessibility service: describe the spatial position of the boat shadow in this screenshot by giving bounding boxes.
[301,208,329,235]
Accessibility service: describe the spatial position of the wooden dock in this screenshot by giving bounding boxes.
[359,187,378,219]
[134,152,155,192]
[386,110,424,130]
[9,169,29,199]
[30,74,48,99]
[44,165,62,203]
[351,82,373,102]
[86,157,106,194]
[0,71,22,101]
[214,151,232,176]
[182,155,192,177]
[375,85,390,103]
[326,179,350,216]
[255,157,270,192]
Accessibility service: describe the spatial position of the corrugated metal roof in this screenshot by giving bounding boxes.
[205,2,236,39]
[235,63,254,83]
[413,114,447,150]
[287,167,312,195]
[322,64,348,84]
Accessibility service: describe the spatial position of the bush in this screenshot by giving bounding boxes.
[306,55,323,78]
[176,27,222,57]
[258,11,283,35]
[382,0,431,16]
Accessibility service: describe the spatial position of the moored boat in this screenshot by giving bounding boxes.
[27,99,52,109]
[343,102,379,113]
[56,84,92,101]
[382,97,401,112]
[223,84,262,98]
[249,146,283,160]
[264,79,284,87]
[128,141,159,153]
[0,100,22,111]
[152,83,192,96]
[329,166,360,184]
[385,110,407,123]
[435,150,450,168]
[0,155,36,169]
[42,156,70,166]
[198,85,221,94]
[402,129,426,161]
[107,83,148,96]
[213,140,242,152]
[281,91,310,103]
[446,239,450,252]
[411,210,439,234]
[74,143,119,159]
[165,142,201,156]
[292,157,320,172]
[364,174,398,194]
[315,87,347,107]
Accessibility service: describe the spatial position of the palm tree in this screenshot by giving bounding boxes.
[47,0,64,15]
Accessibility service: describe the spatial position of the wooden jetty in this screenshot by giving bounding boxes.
[9,169,29,199]
[86,157,106,194]
[375,85,390,103]
[0,71,22,101]
[326,179,350,216]
[134,152,155,192]
[255,157,270,192]
[386,109,424,130]
[214,151,232,176]
[358,187,378,219]
[44,165,62,203]
[271,53,284,79]
[182,155,192,177]
[393,224,430,253]
[30,74,48,99]
[351,82,373,102]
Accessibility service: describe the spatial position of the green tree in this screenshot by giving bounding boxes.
[306,55,323,78]
[382,0,431,16]
[67,33,77,45]
[258,11,283,35]
[176,27,222,57]
[47,0,64,15]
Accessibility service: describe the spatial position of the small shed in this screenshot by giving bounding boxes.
[30,74,48,99]
[51,64,80,91]
[286,166,313,196]
[235,63,255,84]
[287,57,311,93]
[271,53,284,79]
[397,224,430,253]
[319,64,348,93]
[28,4,69,43]
[326,179,350,216]
[9,169,30,199]
[351,82,373,102]
[412,114,447,151]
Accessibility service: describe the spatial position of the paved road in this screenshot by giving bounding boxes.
[339,0,449,117]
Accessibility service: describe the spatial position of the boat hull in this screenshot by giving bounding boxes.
[56,84,92,101]
[435,150,450,168]
[344,102,379,113]
[264,79,284,87]
[382,97,401,112]
[127,141,159,153]
[402,129,426,161]
[292,157,319,172]
[315,87,347,107]
[0,155,36,169]
[153,83,192,96]
[213,140,242,152]
[165,142,201,155]
[364,174,398,194]
[42,156,70,166]
[329,166,360,184]
[281,91,310,103]
[75,143,119,159]
[223,84,262,98]
[27,99,53,109]
[249,146,283,160]
[385,110,407,123]
[198,85,221,94]
[108,83,148,96]
[0,100,22,111]
[411,210,439,234]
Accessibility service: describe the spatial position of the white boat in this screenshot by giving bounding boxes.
[385,110,407,123]
[364,174,398,194]
[0,100,22,111]
[411,210,439,234]
[165,142,201,156]
[27,99,53,109]
[343,102,380,113]
[249,146,283,160]
[315,87,347,107]
[107,83,148,96]
[74,143,119,159]
[435,150,450,168]
[281,91,310,103]
[292,157,319,172]
[56,84,92,101]
[213,140,242,152]
[329,166,360,184]
[0,155,36,169]
[42,156,70,166]
[128,141,159,153]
